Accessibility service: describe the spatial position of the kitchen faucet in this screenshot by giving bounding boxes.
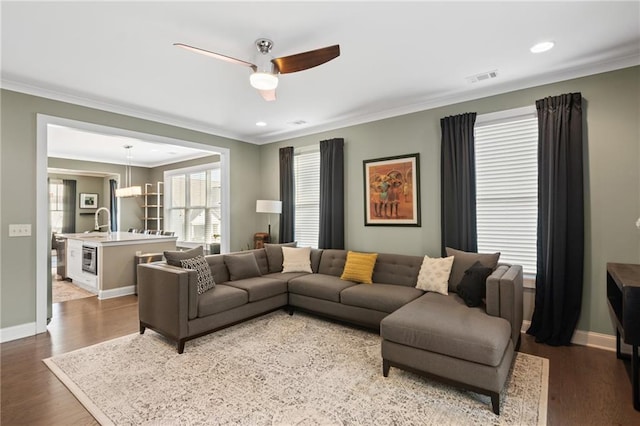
[94,207,112,234]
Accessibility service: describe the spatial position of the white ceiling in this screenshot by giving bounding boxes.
[2,1,639,164]
[47,124,215,167]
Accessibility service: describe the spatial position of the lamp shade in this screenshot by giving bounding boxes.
[256,199,282,214]
[115,186,142,198]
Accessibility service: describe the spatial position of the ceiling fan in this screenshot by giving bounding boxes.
[174,39,340,101]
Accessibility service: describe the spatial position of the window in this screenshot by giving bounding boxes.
[475,107,538,276]
[294,148,320,248]
[49,180,64,233]
[165,164,221,244]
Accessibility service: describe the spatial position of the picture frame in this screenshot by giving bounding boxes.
[363,153,420,226]
[79,193,98,209]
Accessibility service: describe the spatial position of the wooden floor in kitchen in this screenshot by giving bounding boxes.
[1,296,639,425]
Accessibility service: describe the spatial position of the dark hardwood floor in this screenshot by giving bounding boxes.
[2,296,639,425]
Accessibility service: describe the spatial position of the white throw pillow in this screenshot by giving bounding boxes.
[415,255,455,295]
[281,246,313,273]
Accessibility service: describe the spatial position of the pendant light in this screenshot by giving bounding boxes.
[115,145,142,198]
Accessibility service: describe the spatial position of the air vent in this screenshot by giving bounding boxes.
[466,70,498,83]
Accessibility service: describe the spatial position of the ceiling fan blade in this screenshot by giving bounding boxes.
[272,44,340,74]
[258,89,277,102]
[174,43,257,71]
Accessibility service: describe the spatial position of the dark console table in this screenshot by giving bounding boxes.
[607,263,640,411]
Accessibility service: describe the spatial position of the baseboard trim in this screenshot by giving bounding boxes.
[0,322,37,343]
[98,286,136,300]
[521,320,616,352]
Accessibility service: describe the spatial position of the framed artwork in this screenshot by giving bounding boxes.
[79,193,98,209]
[363,153,420,226]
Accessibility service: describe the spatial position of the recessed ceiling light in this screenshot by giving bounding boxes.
[530,41,555,53]
[256,121,267,127]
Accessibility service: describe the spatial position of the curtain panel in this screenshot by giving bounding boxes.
[440,112,478,256]
[527,92,584,346]
[109,179,118,232]
[319,138,345,249]
[279,146,295,243]
[61,179,76,234]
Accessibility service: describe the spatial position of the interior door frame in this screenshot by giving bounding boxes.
[35,114,231,333]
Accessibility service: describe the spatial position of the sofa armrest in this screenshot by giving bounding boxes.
[485,264,524,348]
[137,263,196,341]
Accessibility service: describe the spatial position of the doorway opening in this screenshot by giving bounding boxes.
[36,114,231,332]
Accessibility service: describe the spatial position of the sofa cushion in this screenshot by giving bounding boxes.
[340,251,378,284]
[197,284,248,317]
[317,249,347,276]
[224,253,262,281]
[263,271,310,283]
[282,246,312,273]
[265,242,297,273]
[415,255,454,295]
[380,293,511,367]
[223,277,287,302]
[446,247,500,293]
[340,284,424,313]
[206,255,230,283]
[288,274,357,303]
[180,255,215,295]
[164,246,203,267]
[372,253,423,287]
[457,261,493,307]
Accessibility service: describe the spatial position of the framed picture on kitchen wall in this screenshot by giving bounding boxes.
[79,193,98,209]
[363,153,420,226]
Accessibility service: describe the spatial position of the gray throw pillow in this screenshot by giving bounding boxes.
[180,255,215,295]
[164,246,204,267]
[264,242,297,273]
[224,253,262,280]
[446,247,500,293]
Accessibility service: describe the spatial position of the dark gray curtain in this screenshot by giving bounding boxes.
[62,179,76,233]
[440,112,478,256]
[527,92,584,346]
[319,138,345,249]
[109,179,118,232]
[279,147,295,243]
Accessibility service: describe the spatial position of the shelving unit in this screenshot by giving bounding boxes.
[142,182,163,231]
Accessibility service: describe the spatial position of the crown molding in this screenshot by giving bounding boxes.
[3,54,638,146]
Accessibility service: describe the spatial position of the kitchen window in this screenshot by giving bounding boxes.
[165,163,221,244]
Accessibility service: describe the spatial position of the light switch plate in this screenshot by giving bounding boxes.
[9,224,32,237]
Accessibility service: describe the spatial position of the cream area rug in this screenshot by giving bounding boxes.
[53,279,96,303]
[44,311,548,425]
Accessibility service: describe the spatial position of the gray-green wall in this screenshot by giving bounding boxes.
[1,89,260,330]
[2,66,638,338]
[258,66,640,336]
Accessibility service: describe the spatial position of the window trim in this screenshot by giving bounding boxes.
[164,162,224,248]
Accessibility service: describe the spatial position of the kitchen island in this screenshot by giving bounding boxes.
[59,232,177,299]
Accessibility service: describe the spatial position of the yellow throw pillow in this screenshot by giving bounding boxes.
[340,251,378,284]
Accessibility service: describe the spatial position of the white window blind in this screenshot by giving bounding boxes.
[475,110,538,275]
[294,149,320,248]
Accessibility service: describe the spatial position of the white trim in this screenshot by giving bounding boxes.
[476,105,537,126]
[0,322,37,343]
[36,114,231,339]
[98,286,136,300]
[5,55,638,146]
[521,320,616,352]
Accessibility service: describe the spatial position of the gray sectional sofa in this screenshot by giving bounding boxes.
[137,244,523,414]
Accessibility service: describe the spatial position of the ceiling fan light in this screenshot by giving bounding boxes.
[250,72,278,90]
